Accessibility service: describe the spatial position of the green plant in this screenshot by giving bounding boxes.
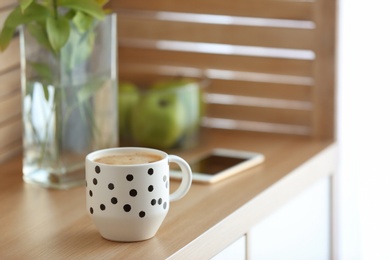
[0,0,116,181]
[0,0,109,53]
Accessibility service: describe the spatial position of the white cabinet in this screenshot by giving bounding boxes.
[248,177,331,260]
[212,236,247,260]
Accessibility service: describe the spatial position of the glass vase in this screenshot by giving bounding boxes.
[20,14,118,189]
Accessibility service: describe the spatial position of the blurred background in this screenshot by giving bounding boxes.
[337,0,390,259]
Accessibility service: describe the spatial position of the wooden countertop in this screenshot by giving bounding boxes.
[0,129,336,259]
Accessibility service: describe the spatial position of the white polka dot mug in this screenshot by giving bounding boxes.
[86,147,192,242]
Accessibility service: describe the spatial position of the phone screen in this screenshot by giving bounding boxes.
[190,155,247,175]
[170,149,265,183]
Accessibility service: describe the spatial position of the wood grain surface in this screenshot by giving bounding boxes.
[0,129,336,259]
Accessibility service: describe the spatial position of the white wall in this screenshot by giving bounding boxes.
[337,0,390,259]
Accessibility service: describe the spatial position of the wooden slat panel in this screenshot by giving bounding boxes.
[0,3,21,162]
[0,69,20,98]
[118,68,312,101]
[119,63,313,86]
[117,13,315,49]
[0,139,22,164]
[208,80,311,101]
[111,0,314,20]
[118,66,312,102]
[118,47,313,76]
[0,7,12,27]
[0,0,16,9]
[311,0,336,139]
[0,38,20,73]
[0,92,21,124]
[0,117,22,149]
[118,69,189,87]
[113,0,336,139]
[201,118,310,135]
[206,104,311,126]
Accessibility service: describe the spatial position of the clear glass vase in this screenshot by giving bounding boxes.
[20,14,118,189]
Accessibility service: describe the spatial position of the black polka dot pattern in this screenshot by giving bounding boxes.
[126,174,133,181]
[88,166,169,219]
[129,189,138,197]
[123,204,131,212]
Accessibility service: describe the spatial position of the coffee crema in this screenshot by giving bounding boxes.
[94,152,163,165]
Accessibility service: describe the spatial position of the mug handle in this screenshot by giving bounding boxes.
[168,155,192,202]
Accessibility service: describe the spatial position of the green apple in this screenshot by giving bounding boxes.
[151,79,204,133]
[132,88,186,149]
[118,82,139,140]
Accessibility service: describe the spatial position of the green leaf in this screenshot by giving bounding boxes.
[6,3,51,28]
[73,11,94,33]
[95,0,109,6]
[26,23,53,51]
[42,84,50,101]
[77,80,104,104]
[29,62,54,83]
[64,9,77,20]
[25,81,34,97]
[61,26,95,71]
[0,2,51,51]
[28,62,53,101]
[0,26,16,51]
[58,0,105,20]
[19,0,34,13]
[46,17,70,53]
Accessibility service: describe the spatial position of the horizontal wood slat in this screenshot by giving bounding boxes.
[0,69,20,98]
[111,0,314,20]
[118,47,313,77]
[0,7,12,27]
[0,139,22,164]
[0,117,22,150]
[119,63,313,86]
[208,80,311,101]
[206,104,311,126]
[0,38,20,73]
[202,118,310,135]
[119,69,312,102]
[0,91,21,124]
[117,13,315,50]
[0,0,16,9]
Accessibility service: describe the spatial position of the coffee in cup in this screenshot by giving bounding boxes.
[94,152,162,165]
